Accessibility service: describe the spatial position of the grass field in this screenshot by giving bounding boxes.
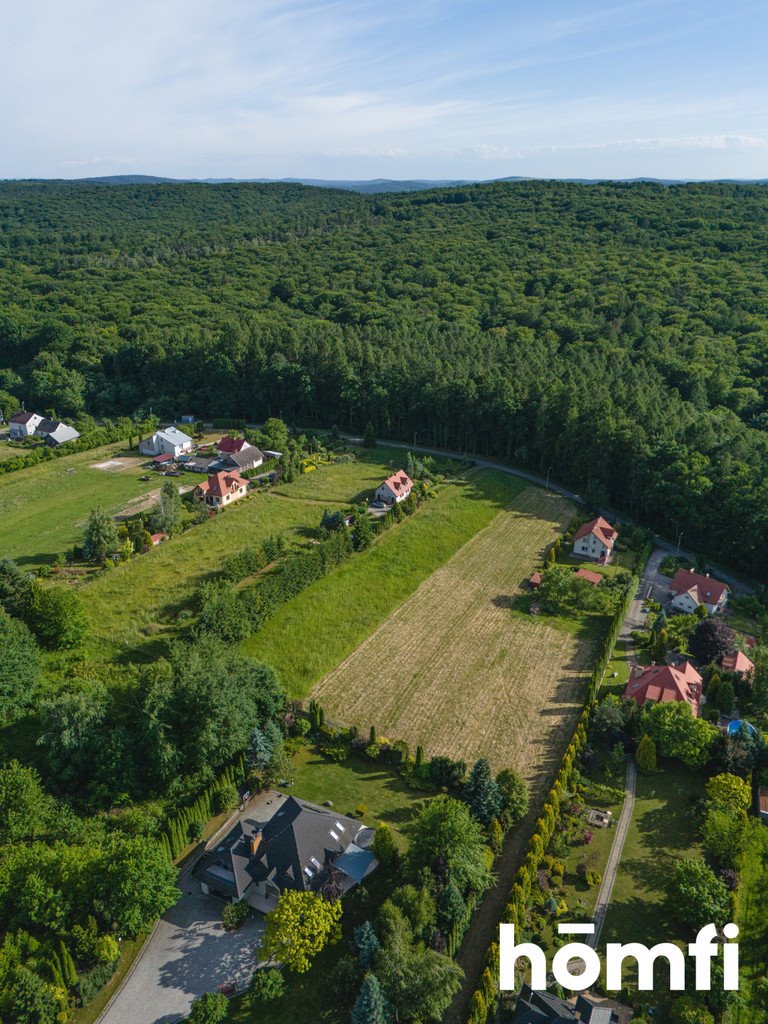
[0,443,158,568]
[85,446,477,662]
[243,469,527,698]
[310,486,601,792]
[600,762,703,960]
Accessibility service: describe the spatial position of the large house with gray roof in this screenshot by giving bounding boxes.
[192,795,377,912]
[511,985,618,1024]
[139,426,194,458]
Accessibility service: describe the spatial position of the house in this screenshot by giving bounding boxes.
[759,788,768,824]
[722,650,755,679]
[217,436,252,455]
[38,421,81,447]
[511,984,619,1023]
[150,532,167,546]
[572,516,617,563]
[138,427,194,458]
[196,470,248,508]
[8,411,43,438]
[215,447,265,473]
[669,568,729,615]
[192,796,377,911]
[375,470,414,505]
[575,568,603,586]
[624,660,703,716]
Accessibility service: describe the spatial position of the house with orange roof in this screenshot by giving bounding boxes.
[722,650,755,679]
[196,470,249,509]
[375,470,413,505]
[669,568,729,615]
[572,516,617,563]
[624,660,703,716]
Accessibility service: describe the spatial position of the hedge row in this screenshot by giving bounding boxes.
[159,755,246,861]
[463,545,652,1022]
[0,421,153,476]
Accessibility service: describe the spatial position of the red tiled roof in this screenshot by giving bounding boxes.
[576,568,603,586]
[670,568,729,607]
[624,660,703,715]
[573,516,617,550]
[380,470,413,495]
[217,436,251,454]
[153,453,174,463]
[150,532,166,544]
[198,470,248,498]
[759,788,768,815]
[722,650,755,677]
[530,572,543,587]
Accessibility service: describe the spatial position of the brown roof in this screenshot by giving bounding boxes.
[530,572,543,588]
[722,650,755,677]
[573,516,617,550]
[576,568,603,586]
[380,470,413,495]
[759,789,768,815]
[217,436,251,454]
[670,568,729,607]
[624,660,702,715]
[198,470,248,498]
[9,411,38,424]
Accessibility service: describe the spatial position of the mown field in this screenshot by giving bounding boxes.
[310,486,598,792]
[731,828,768,1024]
[243,468,526,697]
[0,443,157,567]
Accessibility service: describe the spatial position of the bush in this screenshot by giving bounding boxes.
[585,870,602,887]
[212,783,239,814]
[222,900,250,931]
[249,967,285,1001]
[75,960,119,1005]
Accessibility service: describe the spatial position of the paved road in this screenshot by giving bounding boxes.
[589,758,637,948]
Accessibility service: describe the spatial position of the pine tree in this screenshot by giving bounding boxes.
[369,724,377,744]
[362,422,377,449]
[353,921,381,968]
[351,973,388,1024]
[463,758,503,826]
[415,745,424,770]
[636,734,657,773]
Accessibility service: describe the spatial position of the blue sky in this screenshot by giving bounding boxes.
[3,0,767,180]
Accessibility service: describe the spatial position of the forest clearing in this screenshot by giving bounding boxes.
[311,486,600,795]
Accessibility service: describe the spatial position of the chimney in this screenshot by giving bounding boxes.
[249,831,262,858]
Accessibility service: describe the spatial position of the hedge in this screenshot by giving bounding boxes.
[160,755,247,861]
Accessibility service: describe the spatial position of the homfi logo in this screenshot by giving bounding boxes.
[499,922,740,992]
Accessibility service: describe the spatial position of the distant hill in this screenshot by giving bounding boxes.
[7,173,768,193]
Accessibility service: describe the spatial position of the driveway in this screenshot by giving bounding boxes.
[99,889,264,1024]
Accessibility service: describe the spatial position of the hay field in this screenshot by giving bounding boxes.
[312,486,599,795]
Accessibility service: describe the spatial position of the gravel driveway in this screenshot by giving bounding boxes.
[98,889,264,1024]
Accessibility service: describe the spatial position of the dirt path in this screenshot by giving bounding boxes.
[590,757,637,947]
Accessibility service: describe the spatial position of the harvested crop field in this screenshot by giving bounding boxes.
[312,486,600,796]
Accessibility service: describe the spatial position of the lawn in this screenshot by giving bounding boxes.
[244,469,527,698]
[600,761,704,980]
[309,485,603,794]
[0,443,167,568]
[227,745,429,1024]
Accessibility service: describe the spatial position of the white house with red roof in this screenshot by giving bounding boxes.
[624,660,703,716]
[722,650,755,679]
[8,410,43,438]
[217,436,253,455]
[375,470,413,505]
[572,516,617,563]
[196,470,248,508]
[669,568,729,615]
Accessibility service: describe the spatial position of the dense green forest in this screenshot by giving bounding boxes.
[1,179,768,574]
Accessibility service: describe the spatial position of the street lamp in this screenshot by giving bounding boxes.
[676,531,683,556]
[545,465,552,489]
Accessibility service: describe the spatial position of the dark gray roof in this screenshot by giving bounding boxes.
[216,447,264,470]
[512,989,618,1024]
[192,797,365,898]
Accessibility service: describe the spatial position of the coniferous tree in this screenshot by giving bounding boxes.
[462,758,503,826]
[351,973,389,1024]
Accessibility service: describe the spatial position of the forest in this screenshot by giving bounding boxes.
[1,178,768,573]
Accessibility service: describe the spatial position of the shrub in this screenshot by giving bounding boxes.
[222,900,250,931]
[249,967,286,1002]
[355,802,368,818]
[585,870,602,887]
[75,960,120,1005]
